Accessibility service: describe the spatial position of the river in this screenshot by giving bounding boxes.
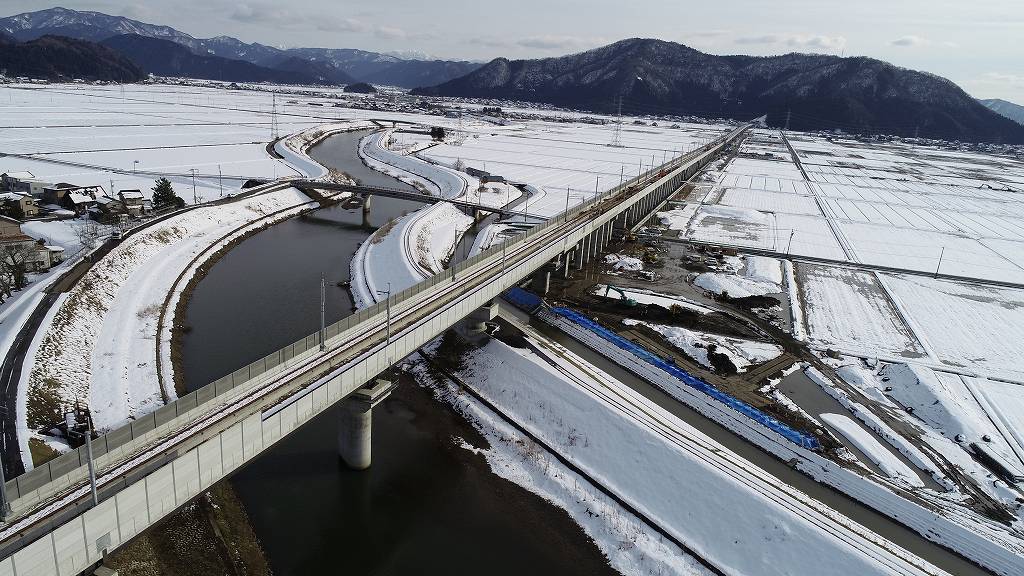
[179,129,619,575]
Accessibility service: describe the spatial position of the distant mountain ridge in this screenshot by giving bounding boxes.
[99,34,352,85]
[981,99,1024,126]
[0,34,144,81]
[413,38,1024,144]
[0,7,481,87]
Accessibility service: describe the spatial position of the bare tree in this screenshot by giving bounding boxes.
[72,218,101,252]
[0,242,34,303]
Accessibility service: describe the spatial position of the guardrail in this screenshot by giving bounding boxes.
[0,124,746,524]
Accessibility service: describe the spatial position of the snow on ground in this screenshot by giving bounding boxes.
[623,319,781,373]
[21,219,111,255]
[428,324,945,576]
[417,120,730,210]
[881,363,1022,467]
[412,203,474,275]
[360,129,473,198]
[971,378,1024,467]
[693,255,782,299]
[797,264,927,359]
[829,363,1022,505]
[468,222,522,257]
[656,204,698,229]
[878,274,1024,380]
[25,187,317,432]
[591,284,715,314]
[414,363,714,576]
[820,413,925,486]
[673,131,1024,284]
[350,202,472,308]
[604,253,643,271]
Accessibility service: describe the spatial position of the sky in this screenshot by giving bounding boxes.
[2,0,1023,102]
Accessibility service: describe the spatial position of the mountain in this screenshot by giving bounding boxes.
[0,7,482,87]
[413,38,1024,144]
[260,47,480,87]
[980,99,1024,126]
[0,34,144,81]
[100,34,336,84]
[269,55,355,85]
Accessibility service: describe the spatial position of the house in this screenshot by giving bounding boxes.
[0,215,61,271]
[2,172,50,198]
[0,191,40,218]
[43,184,104,215]
[118,189,146,216]
[93,195,127,221]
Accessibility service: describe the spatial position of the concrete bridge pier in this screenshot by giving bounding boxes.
[339,379,394,470]
[532,269,551,294]
[361,194,373,228]
[574,242,585,270]
[461,300,499,337]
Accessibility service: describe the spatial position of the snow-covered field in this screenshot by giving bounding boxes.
[670,129,1024,284]
[797,264,927,359]
[879,274,1024,380]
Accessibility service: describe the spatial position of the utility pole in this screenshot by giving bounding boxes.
[190,169,197,204]
[785,109,791,132]
[935,246,945,278]
[786,230,796,255]
[319,273,326,351]
[218,165,224,198]
[565,186,571,221]
[619,165,625,188]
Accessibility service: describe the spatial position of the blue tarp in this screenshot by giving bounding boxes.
[503,287,544,314]
[551,306,821,451]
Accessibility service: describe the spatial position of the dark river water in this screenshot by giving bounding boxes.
[179,129,617,575]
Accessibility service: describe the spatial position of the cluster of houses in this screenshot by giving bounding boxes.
[0,171,151,222]
[0,215,64,271]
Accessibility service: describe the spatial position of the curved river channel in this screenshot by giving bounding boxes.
[179,130,619,575]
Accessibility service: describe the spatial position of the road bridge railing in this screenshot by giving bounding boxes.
[0,125,747,570]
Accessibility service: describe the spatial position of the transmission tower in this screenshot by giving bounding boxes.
[271,92,280,140]
[609,96,624,148]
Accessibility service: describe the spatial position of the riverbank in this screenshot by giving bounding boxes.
[106,482,271,576]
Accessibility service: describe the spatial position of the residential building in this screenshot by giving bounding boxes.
[43,184,104,215]
[118,189,146,216]
[1,171,50,198]
[0,215,61,271]
[0,191,40,218]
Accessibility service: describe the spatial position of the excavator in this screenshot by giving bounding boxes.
[603,284,639,307]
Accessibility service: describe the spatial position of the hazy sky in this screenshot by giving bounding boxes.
[3,0,1023,102]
